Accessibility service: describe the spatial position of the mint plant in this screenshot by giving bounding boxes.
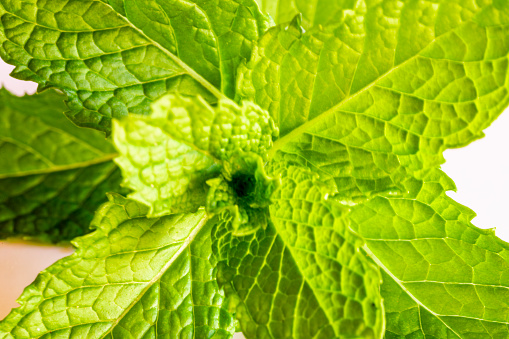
[1,0,509,338]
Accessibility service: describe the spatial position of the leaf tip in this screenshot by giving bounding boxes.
[287,14,305,36]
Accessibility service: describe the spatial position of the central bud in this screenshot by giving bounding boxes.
[231,173,257,200]
[206,151,280,236]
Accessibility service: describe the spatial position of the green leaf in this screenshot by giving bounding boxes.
[237,2,509,201]
[235,2,509,337]
[0,194,235,339]
[214,163,385,339]
[0,161,123,243]
[113,93,278,217]
[0,88,115,175]
[112,94,219,217]
[3,2,509,339]
[0,0,272,133]
[350,169,509,338]
[256,0,352,29]
[0,88,125,243]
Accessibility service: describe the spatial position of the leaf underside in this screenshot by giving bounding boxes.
[0,88,125,242]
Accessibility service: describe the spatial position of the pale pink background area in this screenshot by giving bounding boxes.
[0,58,508,339]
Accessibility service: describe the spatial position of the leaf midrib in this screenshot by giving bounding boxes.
[271,37,509,162]
[267,10,500,160]
[270,217,344,337]
[116,118,222,165]
[97,212,209,339]
[100,1,224,101]
[268,46,431,160]
[362,244,463,338]
[161,128,222,165]
[0,153,117,179]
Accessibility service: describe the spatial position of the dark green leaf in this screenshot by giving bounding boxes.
[0,88,125,243]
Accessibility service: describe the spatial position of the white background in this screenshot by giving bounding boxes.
[1,59,508,334]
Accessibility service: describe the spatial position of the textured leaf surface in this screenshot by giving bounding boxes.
[206,155,276,237]
[0,194,235,338]
[112,95,218,217]
[256,0,350,29]
[351,169,509,338]
[113,93,278,217]
[0,88,124,242]
[0,89,115,176]
[0,0,272,132]
[214,163,384,339]
[0,161,123,243]
[3,1,509,339]
[238,1,509,201]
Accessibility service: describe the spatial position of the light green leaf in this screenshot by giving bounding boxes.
[0,88,125,243]
[350,169,509,338]
[237,1,509,202]
[214,163,385,339]
[256,0,352,29]
[112,95,219,217]
[3,2,509,339]
[0,0,272,133]
[236,1,509,337]
[0,88,115,175]
[113,93,278,217]
[0,194,235,339]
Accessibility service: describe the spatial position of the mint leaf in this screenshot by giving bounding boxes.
[0,0,272,133]
[0,194,235,338]
[0,88,125,242]
[2,1,509,338]
[112,94,219,217]
[0,162,123,243]
[113,93,278,217]
[351,169,509,338]
[214,163,384,339]
[0,89,115,175]
[255,0,348,29]
[237,3,509,202]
